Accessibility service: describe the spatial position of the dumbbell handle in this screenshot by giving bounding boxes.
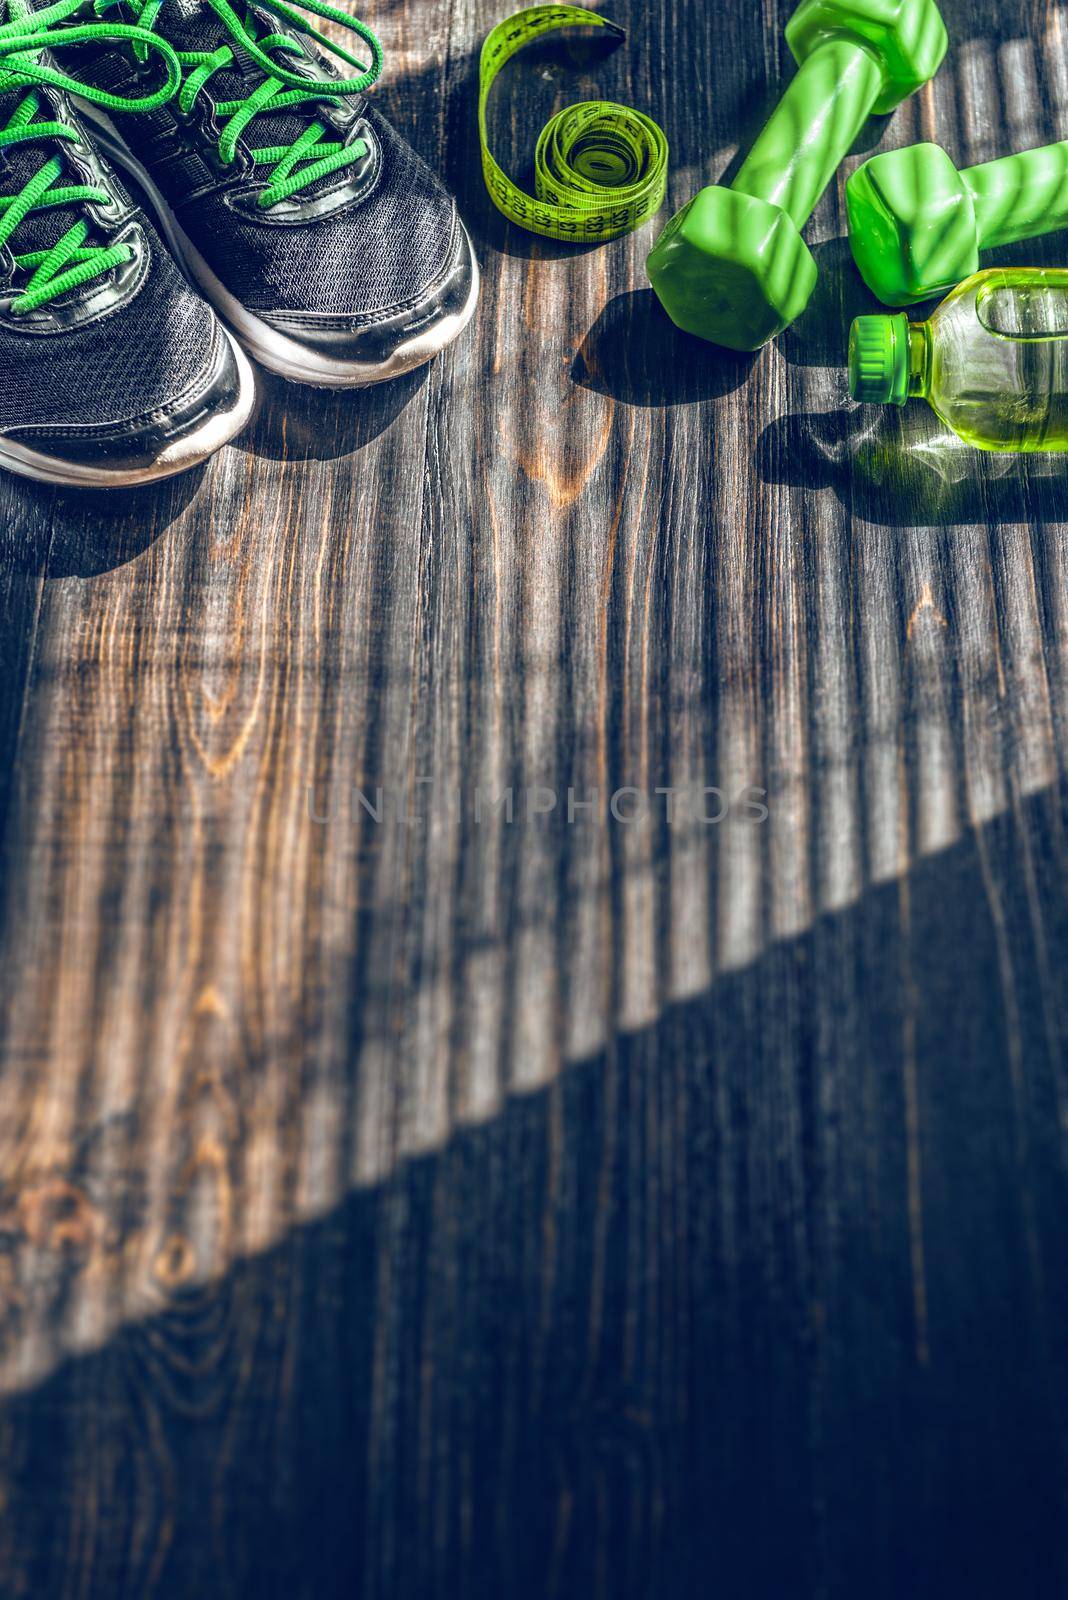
[733,38,884,228]
[963,142,1068,251]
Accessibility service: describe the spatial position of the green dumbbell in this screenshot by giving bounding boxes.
[646,0,947,351]
[848,139,1068,305]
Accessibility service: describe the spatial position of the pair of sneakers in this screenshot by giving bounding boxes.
[0,0,478,485]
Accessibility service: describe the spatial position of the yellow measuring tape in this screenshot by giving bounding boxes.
[478,5,668,243]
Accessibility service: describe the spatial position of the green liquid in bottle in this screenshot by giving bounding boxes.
[849,267,1068,451]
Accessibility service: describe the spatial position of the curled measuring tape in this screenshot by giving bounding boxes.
[479,5,668,243]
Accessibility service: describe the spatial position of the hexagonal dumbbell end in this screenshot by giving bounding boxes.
[646,189,818,352]
[786,0,948,115]
[847,143,978,304]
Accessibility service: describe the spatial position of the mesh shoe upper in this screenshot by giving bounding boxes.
[0,7,237,442]
[75,0,462,322]
[0,212,223,433]
[177,107,458,317]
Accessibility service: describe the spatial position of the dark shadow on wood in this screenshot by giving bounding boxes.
[0,467,205,581]
[780,236,890,371]
[243,366,430,463]
[573,289,756,404]
[1,787,1066,1599]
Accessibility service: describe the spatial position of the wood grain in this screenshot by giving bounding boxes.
[1,0,1067,1594]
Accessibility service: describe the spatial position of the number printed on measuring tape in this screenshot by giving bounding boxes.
[478,5,668,243]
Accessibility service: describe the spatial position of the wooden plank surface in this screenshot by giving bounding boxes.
[1,0,1067,1593]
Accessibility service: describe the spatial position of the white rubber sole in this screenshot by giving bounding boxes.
[78,102,481,389]
[0,331,256,487]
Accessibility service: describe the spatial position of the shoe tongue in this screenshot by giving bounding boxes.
[154,0,261,60]
[153,0,333,160]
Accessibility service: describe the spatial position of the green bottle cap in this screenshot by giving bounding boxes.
[848,313,911,404]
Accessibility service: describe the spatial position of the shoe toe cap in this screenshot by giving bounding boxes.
[258,211,476,372]
[2,324,253,481]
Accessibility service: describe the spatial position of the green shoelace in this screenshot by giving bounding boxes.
[96,0,384,208]
[0,0,181,311]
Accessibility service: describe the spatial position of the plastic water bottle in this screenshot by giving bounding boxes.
[848,266,1068,450]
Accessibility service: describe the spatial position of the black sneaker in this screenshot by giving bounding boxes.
[0,0,254,485]
[73,0,479,387]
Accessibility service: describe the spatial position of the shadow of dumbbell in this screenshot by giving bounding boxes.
[572,289,756,405]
